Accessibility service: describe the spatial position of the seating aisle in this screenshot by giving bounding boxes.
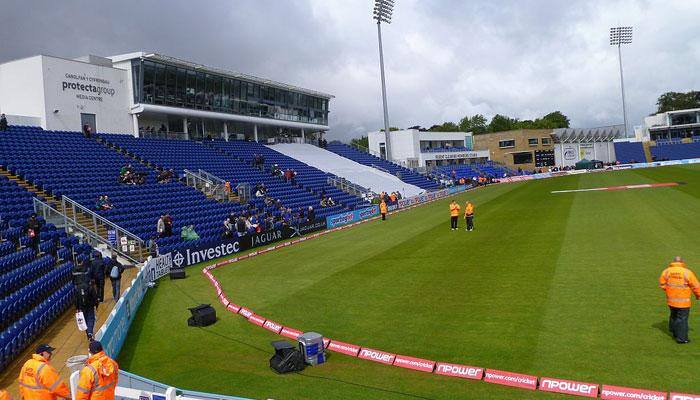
[270,143,424,197]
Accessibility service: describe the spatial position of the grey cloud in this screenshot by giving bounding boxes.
[1,0,698,142]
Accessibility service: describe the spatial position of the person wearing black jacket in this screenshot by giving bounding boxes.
[76,281,98,340]
[72,256,92,287]
[25,213,41,251]
[105,255,124,301]
[0,114,7,132]
[91,251,106,302]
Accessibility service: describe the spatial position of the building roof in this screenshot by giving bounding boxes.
[552,125,625,143]
[109,52,334,99]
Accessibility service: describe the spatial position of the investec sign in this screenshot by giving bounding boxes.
[429,151,485,160]
[172,241,241,269]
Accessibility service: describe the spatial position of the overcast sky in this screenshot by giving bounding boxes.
[1,0,698,140]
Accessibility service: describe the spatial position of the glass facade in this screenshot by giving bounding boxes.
[132,59,329,126]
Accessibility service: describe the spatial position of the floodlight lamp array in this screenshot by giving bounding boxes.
[609,26,633,45]
[373,0,394,24]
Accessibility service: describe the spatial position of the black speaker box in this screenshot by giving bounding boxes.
[269,341,305,374]
[187,304,216,327]
[170,269,186,279]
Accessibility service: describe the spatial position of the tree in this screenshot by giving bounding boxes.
[488,114,518,132]
[428,122,459,132]
[379,127,401,132]
[656,91,700,113]
[350,136,369,149]
[539,111,570,128]
[458,114,488,134]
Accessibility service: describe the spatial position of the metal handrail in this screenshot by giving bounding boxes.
[34,197,144,264]
[326,176,372,197]
[197,169,226,185]
[184,169,229,202]
[61,195,145,263]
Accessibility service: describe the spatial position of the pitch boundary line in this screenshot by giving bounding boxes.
[551,182,681,194]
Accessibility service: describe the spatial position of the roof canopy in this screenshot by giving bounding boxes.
[552,125,625,143]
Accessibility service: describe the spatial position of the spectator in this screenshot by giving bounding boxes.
[236,216,247,237]
[76,279,98,340]
[223,216,235,238]
[18,344,70,400]
[95,195,113,210]
[72,256,93,287]
[157,215,166,237]
[82,124,92,139]
[307,206,315,222]
[147,235,159,258]
[106,255,124,301]
[158,124,167,133]
[76,341,119,400]
[163,214,173,236]
[91,251,106,303]
[181,225,200,241]
[25,213,41,251]
[157,168,174,183]
[0,114,7,132]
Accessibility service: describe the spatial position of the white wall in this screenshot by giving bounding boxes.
[554,142,616,167]
[0,56,46,125]
[41,56,132,133]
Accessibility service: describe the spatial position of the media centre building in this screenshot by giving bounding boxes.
[0,52,332,140]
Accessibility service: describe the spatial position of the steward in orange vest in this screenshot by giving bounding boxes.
[464,201,474,231]
[379,201,388,221]
[1,389,13,400]
[76,341,119,400]
[449,201,460,230]
[18,344,69,400]
[659,257,700,344]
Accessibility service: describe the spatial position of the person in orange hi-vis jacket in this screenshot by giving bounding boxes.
[17,344,69,400]
[449,200,460,231]
[1,389,13,400]
[659,256,700,344]
[464,201,474,232]
[76,341,119,400]
[379,200,388,221]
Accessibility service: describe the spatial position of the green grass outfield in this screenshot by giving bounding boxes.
[119,165,700,400]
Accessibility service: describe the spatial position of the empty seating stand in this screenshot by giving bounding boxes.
[650,141,700,161]
[613,142,646,164]
[325,142,440,191]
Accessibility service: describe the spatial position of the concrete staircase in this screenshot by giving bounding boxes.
[642,142,653,163]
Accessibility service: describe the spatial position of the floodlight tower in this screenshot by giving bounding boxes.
[610,26,633,137]
[374,0,394,160]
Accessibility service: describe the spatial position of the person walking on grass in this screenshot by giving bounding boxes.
[464,201,474,231]
[659,256,700,344]
[449,200,460,231]
[379,200,388,221]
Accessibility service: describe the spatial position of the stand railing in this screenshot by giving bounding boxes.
[184,169,228,202]
[61,196,145,264]
[327,176,372,197]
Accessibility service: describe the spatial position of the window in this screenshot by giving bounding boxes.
[195,72,205,107]
[513,152,533,164]
[528,138,538,146]
[186,70,196,105]
[176,68,187,105]
[541,137,551,145]
[499,139,515,148]
[165,66,177,104]
[142,61,155,104]
[154,63,166,104]
[131,61,141,103]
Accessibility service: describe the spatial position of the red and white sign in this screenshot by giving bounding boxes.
[539,377,598,398]
[238,307,253,318]
[393,355,435,373]
[263,319,283,334]
[434,362,483,380]
[601,385,667,400]
[218,293,229,306]
[358,348,396,365]
[670,394,700,400]
[247,313,266,326]
[322,337,331,348]
[280,327,302,340]
[483,369,537,390]
[226,303,241,313]
[327,340,361,357]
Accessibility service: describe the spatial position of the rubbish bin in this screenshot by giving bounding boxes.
[66,355,88,373]
[298,332,325,366]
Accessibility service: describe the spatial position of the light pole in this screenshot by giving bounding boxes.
[610,26,633,137]
[374,0,394,160]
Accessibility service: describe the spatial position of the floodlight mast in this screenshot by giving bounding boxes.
[610,26,633,138]
[374,0,394,160]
